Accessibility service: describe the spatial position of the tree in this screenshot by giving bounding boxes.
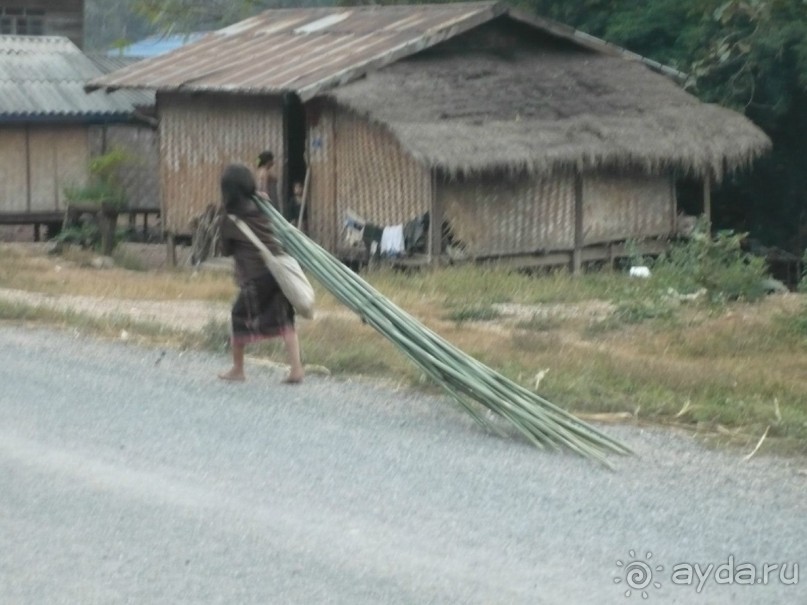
[677,0,807,248]
[85,0,154,50]
[524,0,807,250]
[133,0,335,33]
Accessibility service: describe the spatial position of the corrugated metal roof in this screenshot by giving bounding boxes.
[0,35,143,120]
[87,2,507,100]
[86,54,156,108]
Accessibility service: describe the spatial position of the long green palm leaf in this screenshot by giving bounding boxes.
[255,197,632,467]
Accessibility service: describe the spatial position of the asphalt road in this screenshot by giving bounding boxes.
[0,325,805,604]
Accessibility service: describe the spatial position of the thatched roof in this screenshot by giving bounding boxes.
[330,47,771,181]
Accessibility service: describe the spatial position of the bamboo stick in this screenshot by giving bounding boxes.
[255,196,632,466]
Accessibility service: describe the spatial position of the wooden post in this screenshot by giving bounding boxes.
[572,172,584,275]
[33,223,40,242]
[703,174,712,225]
[166,232,177,267]
[429,170,442,267]
[297,168,310,231]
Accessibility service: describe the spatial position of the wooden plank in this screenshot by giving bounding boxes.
[384,238,672,272]
[0,212,64,224]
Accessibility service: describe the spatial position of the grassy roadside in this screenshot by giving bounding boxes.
[2,242,807,457]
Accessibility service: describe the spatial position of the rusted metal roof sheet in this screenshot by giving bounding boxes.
[0,35,144,121]
[86,2,507,100]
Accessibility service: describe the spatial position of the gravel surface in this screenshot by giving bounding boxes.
[0,325,805,604]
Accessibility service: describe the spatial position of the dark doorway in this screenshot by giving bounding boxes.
[283,92,307,213]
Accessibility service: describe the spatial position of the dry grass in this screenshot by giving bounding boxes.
[0,244,236,302]
[2,242,806,457]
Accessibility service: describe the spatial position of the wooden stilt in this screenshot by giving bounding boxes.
[572,173,584,275]
[166,232,177,267]
[703,174,712,225]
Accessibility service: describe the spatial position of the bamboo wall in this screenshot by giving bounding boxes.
[159,93,284,235]
[439,171,675,257]
[0,128,29,214]
[440,173,576,257]
[306,102,432,252]
[0,125,88,216]
[29,126,88,211]
[583,173,674,244]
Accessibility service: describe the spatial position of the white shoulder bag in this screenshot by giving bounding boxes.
[228,215,315,319]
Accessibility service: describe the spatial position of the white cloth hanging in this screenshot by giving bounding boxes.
[380,224,405,256]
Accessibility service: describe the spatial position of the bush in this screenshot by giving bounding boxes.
[799,250,807,294]
[650,219,770,303]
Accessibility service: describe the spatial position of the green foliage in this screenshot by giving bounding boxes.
[614,297,677,324]
[85,0,155,50]
[446,305,502,323]
[53,223,101,248]
[522,0,807,251]
[64,148,130,211]
[63,182,124,209]
[652,219,770,303]
[111,245,148,271]
[89,148,130,185]
[799,249,807,293]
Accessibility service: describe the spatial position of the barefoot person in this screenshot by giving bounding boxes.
[217,163,304,383]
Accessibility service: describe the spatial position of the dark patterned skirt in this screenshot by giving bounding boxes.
[231,271,295,346]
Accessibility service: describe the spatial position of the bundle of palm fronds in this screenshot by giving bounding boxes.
[254,196,631,467]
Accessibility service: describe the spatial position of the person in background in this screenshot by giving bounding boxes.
[287,180,304,225]
[217,163,304,384]
[255,150,280,209]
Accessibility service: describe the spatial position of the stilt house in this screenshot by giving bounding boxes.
[87,2,771,267]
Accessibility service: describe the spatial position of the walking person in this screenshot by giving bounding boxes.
[217,163,304,384]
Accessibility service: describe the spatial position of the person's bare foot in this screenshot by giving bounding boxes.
[218,368,245,382]
[282,373,304,385]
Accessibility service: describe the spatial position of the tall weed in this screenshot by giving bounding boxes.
[651,220,769,303]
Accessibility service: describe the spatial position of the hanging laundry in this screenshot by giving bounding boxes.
[342,216,365,248]
[380,224,405,256]
[403,212,429,254]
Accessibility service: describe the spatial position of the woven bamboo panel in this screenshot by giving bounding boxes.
[441,173,575,257]
[159,93,284,235]
[583,173,674,244]
[88,125,160,212]
[333,108,431,245]
[306,102,337,250]
[0,128,28,213]
[29,126,88,212]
